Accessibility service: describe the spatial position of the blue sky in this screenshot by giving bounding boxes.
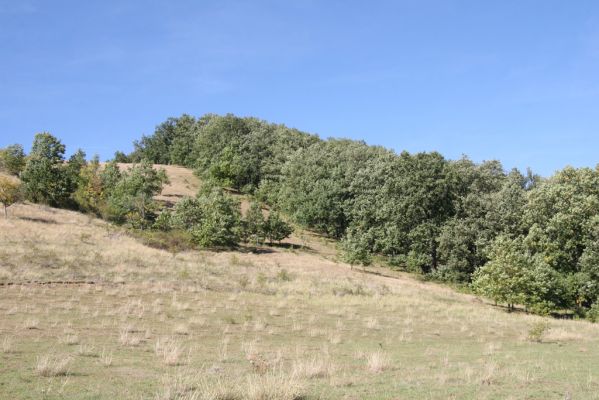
[1,1,598,176]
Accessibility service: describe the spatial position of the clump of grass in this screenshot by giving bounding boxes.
[332,283,370,297]
[292,356,335,379]
[245,372,304,400]
[173,323,190,335]
[155,337,184,366]
[1,336,14,353]
[365,317,380,330]
[366,350,391,373]
[99,348,113,367]
[76,344,97,357]
[119,327,142,346]
[528,321,549,343]
[23,318,40,330]
[60,334,80,346]
[276,269,293,282]
[36,354,72,377]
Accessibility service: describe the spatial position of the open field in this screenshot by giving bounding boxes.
[1,167,599,399]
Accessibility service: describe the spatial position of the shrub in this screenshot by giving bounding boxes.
[132,229,195,253]
[21,132,72,207]
[527,321,549,342]
[244,201,265,246]
[153,210,173,231]
[188,189,241,247]
[586,302,599,322]
[263,211,293,244]
[104,160,169,228]
[0,176,22,218]
[73,156,104,215]
[0,144,26,175]
[171,197,204,230]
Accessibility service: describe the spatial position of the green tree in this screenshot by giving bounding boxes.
[0,176,22,218]
[340,229,372,270]
[0,144,26,175]
[471,236,533,311]
[105,160,169,228]
[73,156,104,215]
[189,189,241,247]
[244,202,265,246]
[263,211,293,244]
[21,133,71,207]
[171,197,205,230]
[113,151,131,163]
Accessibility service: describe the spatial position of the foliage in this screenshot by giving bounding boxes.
[0,144,26,175]
[188,188,241,247]
[21,133,72,207]
[527,321,549,342]
[113,151,131,163]
[244,202,265,246]
[171,197,204,230]
[263,211,293,244]
[104,160,169,228]
[471,236,534,310]
[341,229,372,268]
[73,156,104,215]
[0,176,22,218]
[130,228,195,253]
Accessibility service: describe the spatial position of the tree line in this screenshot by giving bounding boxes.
[119,113,599,319]
[2,114,599,319]
[0,131,293,249]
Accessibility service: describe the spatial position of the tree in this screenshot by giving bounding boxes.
[0,144,26,176]
[471,236,533,310]
[171,197,205,230]
[341,229,372,270]
[73,156,104,215]
[104,160,169,228]
[189,188,241,247]
[20,133,71,207]
[113,151,131,163]
[0,176,22,218]
[244,202,265,246]
[263,211,293,244]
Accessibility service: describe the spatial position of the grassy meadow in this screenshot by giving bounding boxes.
[1,167,599,400]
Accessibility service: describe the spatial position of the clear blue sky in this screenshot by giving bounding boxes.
[1,1,598,176]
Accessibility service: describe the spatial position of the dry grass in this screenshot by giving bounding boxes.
[292,356,335,379]
[155,337,184,366]
[36,354,72,377]
[365,350,391,373]
[2,166,599,399]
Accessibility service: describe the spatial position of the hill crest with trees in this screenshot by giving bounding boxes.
[2,113,599,320]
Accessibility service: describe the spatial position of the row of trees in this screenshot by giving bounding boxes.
[0,132,293,249]
[125,113,599,317]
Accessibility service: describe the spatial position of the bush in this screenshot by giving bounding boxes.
[263,211,293,244]
[104,160,168,228]
[0,176,22,218]
[527,321,549,342]
[0,144,26,176]
[21,133,72,207]
[190,190,241,247]
[587,302,599,322]
[171,197,204,230]
[132,229,195,253]
[244,201,265,246]
[153,210,173,231]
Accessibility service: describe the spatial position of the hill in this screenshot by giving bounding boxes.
[1,165,599,399]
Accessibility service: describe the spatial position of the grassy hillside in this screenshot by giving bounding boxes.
[1,166,599,399]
